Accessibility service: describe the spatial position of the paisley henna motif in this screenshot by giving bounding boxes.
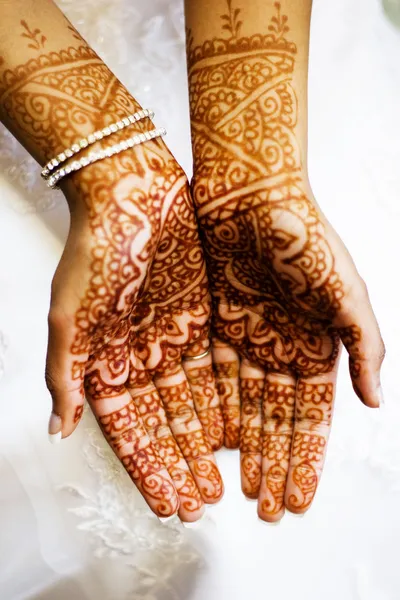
[240,377,263,497]
[184,363,224,450]
[187,1,342,377]
[185,0,353,516]
[286,432,326,511]
[0,15,224,519]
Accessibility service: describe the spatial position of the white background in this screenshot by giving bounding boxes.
[0,0,399,598]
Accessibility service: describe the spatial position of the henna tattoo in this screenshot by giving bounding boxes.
[213,359,240,448]
[296,381,333,424]
[155,376,223,502]
[73,405,84,423]
[287,432,325,511]
[338,325,363,396]
[0,36,221,516]
[220,0,243,40]
[20,20,47,51]
[192,458,224,502]
[240,377,263,497]
[187,2,343,378]
[184,363,224,450]
[259,379,295,516]
[185,0,354,513]
[260,433,291,515]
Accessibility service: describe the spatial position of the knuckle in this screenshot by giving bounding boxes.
[377,341,386,364]
[44,367,58,395]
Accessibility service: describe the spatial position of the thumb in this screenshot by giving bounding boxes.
[336,279,385,408]
[46,305,87,442]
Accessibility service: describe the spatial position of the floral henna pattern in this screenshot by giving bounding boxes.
[286,432,326,511]
[296,382,333,424]
[259,379,295,517]
[240,377,264,498]
[260,434,291,516]
[184,363,224,450]
[187,1,343,376]
[185,0,355,515]
[0,33,223,517]
[213,359,240,448]
[20,20,47,51]
[156,378,224,503]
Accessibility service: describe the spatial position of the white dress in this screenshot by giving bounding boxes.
[1,0,400,598]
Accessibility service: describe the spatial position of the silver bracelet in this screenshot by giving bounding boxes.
[41,108,155,179]
[45,127,167,189]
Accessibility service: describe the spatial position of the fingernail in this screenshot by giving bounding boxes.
[48,412,62,444]
[257,518,281,526]
[378,386,385,408]
[159,513,180,524]
[183,513,206,528]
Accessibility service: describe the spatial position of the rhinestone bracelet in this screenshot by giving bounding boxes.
[41,108,155,179]
[46,126,167,189]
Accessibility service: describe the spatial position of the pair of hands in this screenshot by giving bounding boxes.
[46,129,384,523]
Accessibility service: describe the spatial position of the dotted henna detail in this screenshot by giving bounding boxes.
[287,431,326,510]
[187,1,343,377]
[260,436,291,515]
[1,32,221,517]
[296,381,334,424]
[175,429,213,463]
[240,454,262,498]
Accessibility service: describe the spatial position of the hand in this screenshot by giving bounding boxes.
[46,141,224,522]
[187,2,385,521]
[0,0,225,523]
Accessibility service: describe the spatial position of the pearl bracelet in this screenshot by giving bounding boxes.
[45,127,167,189]
[41,108,155,179]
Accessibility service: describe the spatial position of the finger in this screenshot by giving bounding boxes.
[258,373,296,523]
[239,359,265,499]
[154,367,224,504]
[212,338,241,448]
[285,370,337,515]
[46,307,87,441]
[85,353,179,518]
[336,279,385,408]
[183,350,224,451]
[126,362,204,522]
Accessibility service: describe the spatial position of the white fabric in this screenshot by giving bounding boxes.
[0,0,399,598]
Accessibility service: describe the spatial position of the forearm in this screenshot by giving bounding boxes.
[184,0,312,185]
[0,0,149,170]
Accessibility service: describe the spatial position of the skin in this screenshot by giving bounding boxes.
[184,0,385,520]
[0,0,225,522]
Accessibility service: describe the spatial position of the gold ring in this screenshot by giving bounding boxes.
[182,348,211,362]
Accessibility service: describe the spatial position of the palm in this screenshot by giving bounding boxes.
[50,151,224,521]
[186,3,383,519]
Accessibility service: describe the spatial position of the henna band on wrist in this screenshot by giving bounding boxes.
[41,107,155,179]
[45,126,167,189]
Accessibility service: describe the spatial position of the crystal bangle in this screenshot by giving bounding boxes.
[41,108,155,178]
[45,127,167,189]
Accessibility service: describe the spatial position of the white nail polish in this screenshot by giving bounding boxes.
[183,512,206,528]
[257,518,281,526]
[159,514,180,524]
[48,431,62,445]
[378,386,385,407]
